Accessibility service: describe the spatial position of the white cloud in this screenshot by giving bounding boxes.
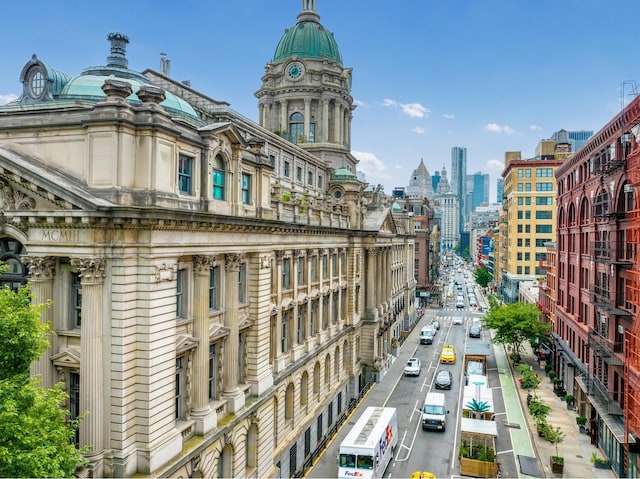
[442,113,455,119]
[381,98,397,107]
[353,99,368,108]
[486,158,505,175]
[400,102,429,118]
[352,150,393,183]
[412,127,425,134]
[0,94,18,105]
[484,123,514,135]
[529,124,542,131]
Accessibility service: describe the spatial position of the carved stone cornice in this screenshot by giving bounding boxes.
[70,258,106,283]
[0,179,36,210]
[22,255,56,281]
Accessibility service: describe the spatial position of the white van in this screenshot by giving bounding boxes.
[421,392,448,431]
[456,297,465,309]
[420,326,434,345]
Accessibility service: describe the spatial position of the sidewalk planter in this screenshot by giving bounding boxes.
[591,452,611,469]
[576,415,588,433]
[550,456,564,474]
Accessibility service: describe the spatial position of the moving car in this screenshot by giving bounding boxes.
[431,319,440,330]
[434,370,453,389]
[456,298,465,309]
[440,344,456,364]
[404,357,422,376]
[469,323,482,338]
[453,317,463,325]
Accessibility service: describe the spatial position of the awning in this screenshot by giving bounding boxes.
[461,417,498,437]
[551,333,588,376]
[575,376,627,444]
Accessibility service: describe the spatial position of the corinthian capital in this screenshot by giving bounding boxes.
[22,256,56,280]
[225,253,244,271]
[194,255,216,274]
[70,258,106,283]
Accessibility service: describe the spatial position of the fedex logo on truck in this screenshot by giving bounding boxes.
[378,424,394,456]
[343,471,363,477]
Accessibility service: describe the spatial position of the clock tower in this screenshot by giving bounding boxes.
[256,0,357,172]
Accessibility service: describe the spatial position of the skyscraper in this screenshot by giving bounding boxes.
[496,178,504,203]
[451,147,467,233]
[470,172,490,210]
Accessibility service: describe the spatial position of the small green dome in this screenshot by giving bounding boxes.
[331,168,356,180]
[273,8,342,65]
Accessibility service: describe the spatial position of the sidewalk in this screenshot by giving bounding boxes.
[505,342,617,478]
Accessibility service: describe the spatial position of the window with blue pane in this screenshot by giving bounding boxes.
[178,154,193,195]
[242,173,251,204]
[213,155,225,200]
[289,112,304,143]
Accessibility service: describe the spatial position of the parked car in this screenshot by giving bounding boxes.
[404,357,422,376]
[434,370,453,389]
[469,324,482,338]
[439,345,456,364]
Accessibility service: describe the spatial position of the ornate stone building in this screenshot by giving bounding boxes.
[0,2,416,478]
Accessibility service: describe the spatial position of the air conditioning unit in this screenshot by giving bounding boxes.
[618,324,625,334]
[624,184,633,193]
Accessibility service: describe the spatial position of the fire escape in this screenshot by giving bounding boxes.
[623,95,640,475]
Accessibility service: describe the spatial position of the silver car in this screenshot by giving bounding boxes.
[404,357,422,376]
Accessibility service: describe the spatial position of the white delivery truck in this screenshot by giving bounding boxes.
[338,406,398,479]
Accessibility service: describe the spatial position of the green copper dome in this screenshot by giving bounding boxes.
[273,5,342,65]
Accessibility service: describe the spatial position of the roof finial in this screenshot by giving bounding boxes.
[107,32,130,69]
[298,0,320,22]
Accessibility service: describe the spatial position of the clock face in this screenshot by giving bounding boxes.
[287,62,304,81]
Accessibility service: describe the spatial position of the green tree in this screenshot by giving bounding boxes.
[474,266,493,288]
[0,280,87,477]
[482,301,550,357]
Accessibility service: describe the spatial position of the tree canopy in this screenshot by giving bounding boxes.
[474,266,493,288]
[0,281,87,477]
[482,300,550,356]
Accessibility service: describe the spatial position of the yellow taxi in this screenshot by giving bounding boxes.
[439,344,456,364]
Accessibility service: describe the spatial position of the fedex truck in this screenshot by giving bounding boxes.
[338,406,398,479]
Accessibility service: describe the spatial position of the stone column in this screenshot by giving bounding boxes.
[71,257,105,478]
[223,253,245,412]
[304,99,311,142]
[377,249,384,308]
[322,99,329,142]
[191,255,216,433]
[258,103,264,127]
[333,103,342,143]
[263,103,271,129]
[366,248,377,313]
[24,256,56,389]
[280,99,288,133]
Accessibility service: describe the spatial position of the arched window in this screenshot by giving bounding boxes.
[0,237,27,290]
[334,346,340,380]
[285,383,294,420]
[289,112,304,143]
[213,155,225,200]
[324,354,331,386]
[246,424,258,470]
[313,362,320,394]
[300,372,309,406]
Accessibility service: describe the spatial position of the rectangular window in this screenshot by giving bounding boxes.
[518,170,524,178]
[238,263,246,304]
[525,238,530,247]
[310,256,318,282]
[525,197,531,205]
[536,210,553,220]
[525,211,531,219]
[297,256,305,286]
[241,173,251,205]
[525,225,530,233]
[535,252,547,261]
[209,344,217,400]
[307,171,313,185]
[517,252,523,261]
[517,266,522,274]
[297,166,303,182]
[284,161,290,177]
[517,238,523,247]
[536,168,553,177]
[281,312,289,353]
[536,196,553,205]
[282,258,291,290]
[536,238,550,247]
[536,224,552,234]
[518,225,523,233]
[525,252,530,261]
[536,182,553,192]
[318,175,323,188]
[209,266,220,310]
[322,255,328,279]
[69,372,80,447]
[176,269,185,318]
[525,183,532,191]
[238,333,246,383]
[518,183,524,192]
[525,168,532,178]
[178,154,193,195]
[71,272,82,329]
[297,307,304,344]
[518,197,523,205]
[175,357,185,419]
[269,154,276,168]
[524,266,530,274]
[517,211,523,219]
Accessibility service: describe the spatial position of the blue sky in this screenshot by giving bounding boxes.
[1,1,638,199]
